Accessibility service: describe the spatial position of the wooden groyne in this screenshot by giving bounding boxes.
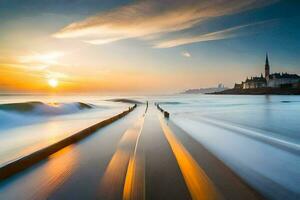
[155,103,170,118]
[0,104,137,181]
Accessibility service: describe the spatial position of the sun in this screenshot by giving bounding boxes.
[48,78,58,88]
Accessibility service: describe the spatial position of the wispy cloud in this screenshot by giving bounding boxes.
[154,20,276,48]
[0,51,70,83]
[19,51,64,66]
[181,51,191,58]
[54,0,277,47]
[84,37,125,45]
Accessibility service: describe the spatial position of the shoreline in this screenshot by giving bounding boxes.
[209,88,300,95]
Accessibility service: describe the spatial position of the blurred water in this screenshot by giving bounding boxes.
[160,94,300,144]
[0,95,131,166]
[1,94,299,199]
[159,94,300,199]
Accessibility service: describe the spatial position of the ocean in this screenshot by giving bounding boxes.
[0,95,132,166]
[158,94,300,198]
[0,94,299,198]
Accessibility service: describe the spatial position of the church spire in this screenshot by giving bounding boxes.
[265,53,269,66]
[265,53,270,80]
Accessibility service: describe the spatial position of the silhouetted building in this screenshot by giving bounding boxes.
[268,73,300,88]
[234,83,243,89]
[234,54,300,89]
[243,75,267,89]
[265,53,270,81]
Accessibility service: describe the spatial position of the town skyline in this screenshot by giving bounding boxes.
[234,53,300,90]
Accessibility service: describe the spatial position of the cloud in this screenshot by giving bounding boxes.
[19,51,64,66]
[154,20,276,48]
[45,70,68,79]
[0,51,69,83]
[85,37,125,45]
[181,51,191,58]
[0,62,67,80]
[54,0,277,47]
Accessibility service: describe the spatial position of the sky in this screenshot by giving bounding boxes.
[0,0,300,94]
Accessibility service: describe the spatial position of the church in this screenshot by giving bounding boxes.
[234,54,300,89]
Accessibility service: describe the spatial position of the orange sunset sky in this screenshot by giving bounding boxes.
[1,0,299,94]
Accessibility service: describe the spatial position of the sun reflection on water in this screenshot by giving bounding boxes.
[31,145,78,199]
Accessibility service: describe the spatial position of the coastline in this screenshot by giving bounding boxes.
[209,88,300,95]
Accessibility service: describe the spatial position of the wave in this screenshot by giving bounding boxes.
[0,101,93,116]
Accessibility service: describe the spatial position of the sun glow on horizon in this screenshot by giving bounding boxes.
[48,78,58,88]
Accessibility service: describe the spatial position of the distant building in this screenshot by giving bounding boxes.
[268,73,300,88]
[234,54,300,89]
[265,53,270,81]
[183,84,228,94]
[243,75,266,89]
[218,83,225,89]
[234,83,243,89]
